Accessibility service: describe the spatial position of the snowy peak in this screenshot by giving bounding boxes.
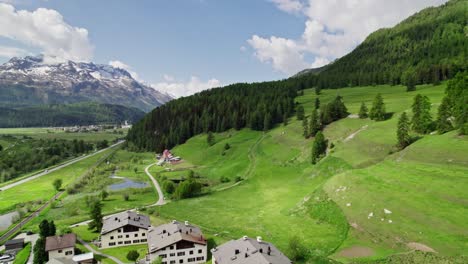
[0,55,173,112]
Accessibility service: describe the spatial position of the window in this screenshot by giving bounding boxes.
[170,261,176,264]
[142,233,146,236]
[118,242,123,245]
[141,239,147,243]
[124,241,131,244]
[179,260,183,264]
[108,242,116,246]
[126,235,130,238]
[189,251,193,255]
[58,250,63,253]
[177,252,185,256]
[118,235,122,239]
[169,246,174,250]
[198,249,202,254]
[196,257,204,261]
[118,229,121,233]
[110,236,114,240]
[133,240,140,243]
[65,251,73,256]
[134,234,138,237]
[188,258,195,262]
[159,254,167,258]
[169,253,175,257]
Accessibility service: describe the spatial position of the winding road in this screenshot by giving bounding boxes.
[144,163,166,206]
[0,140,125,192]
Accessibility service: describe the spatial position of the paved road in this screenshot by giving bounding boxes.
[0,141,125,191]
[78,238,124,264]
[144,163,166,206]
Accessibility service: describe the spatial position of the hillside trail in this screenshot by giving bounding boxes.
[215,134,266,192]
[344,125,368,142]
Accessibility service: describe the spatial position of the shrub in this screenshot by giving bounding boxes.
[288,236,308,261]
[126,250,140,261]
[123,193,130,201]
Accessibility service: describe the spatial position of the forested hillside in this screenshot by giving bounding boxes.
[296,0,467,89]
[0,102,145,127]
[127,81,298,151]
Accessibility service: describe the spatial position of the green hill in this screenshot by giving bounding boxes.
[297,0,467,89]
[147,83,467,263]
[0,102,145,128]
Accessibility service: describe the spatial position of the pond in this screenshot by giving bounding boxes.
[0,211,19,231]
[108,178,149,191]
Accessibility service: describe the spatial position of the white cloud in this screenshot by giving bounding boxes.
[0,3,93,62]
[249,0,448,75]
[108,60,141,81]
[152,76,222,98]
[270,0,303,14]
[0,45,30,58]
[248,35,308,75]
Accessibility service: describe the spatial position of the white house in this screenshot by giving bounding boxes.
[147,220,207,264]
[45,234,76,260]
[211,236,292,264]
[100,211,151,249]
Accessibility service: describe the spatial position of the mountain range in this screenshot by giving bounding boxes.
[0,55,172,112]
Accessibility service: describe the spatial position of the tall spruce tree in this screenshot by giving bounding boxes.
[302,117,309,138]
[296,105,305,120]
[397,112,411,149]
[369,93,386,121]
[309,109,320,137]
[411,94,433,134]
[314,98,320,110]
[88,200,103,232]
[358,102,368,119]
[311,131,327,164]
[436,96,453,133]
[445,72,467,134]
[207,132,215,146]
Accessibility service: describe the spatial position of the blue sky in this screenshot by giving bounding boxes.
[0,0,446,97]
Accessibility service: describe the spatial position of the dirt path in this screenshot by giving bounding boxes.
[344,125,368,142]
[144,163,166,206]
[407,242,436,252]
[337,246,375,258]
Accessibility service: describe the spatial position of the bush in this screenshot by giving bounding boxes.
[162,181,175,194]
[123,193,130,201]
[126,250,140,261]
[288,236,308,261]
[220,176,230,183]
[234,176,243,182]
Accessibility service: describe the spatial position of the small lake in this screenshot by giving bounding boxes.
[108,178,148,191]
[0,211,19,231]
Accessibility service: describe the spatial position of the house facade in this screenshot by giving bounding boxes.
[147,220,207,264]
[100,211,151,249]
[45,234,76,260]
[211,236,292,264]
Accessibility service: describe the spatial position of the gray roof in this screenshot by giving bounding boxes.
[148,220,206,253]
[45,234,76,252]
[101,211,150,235]
[47,258,77,264]
[211,236,292,264]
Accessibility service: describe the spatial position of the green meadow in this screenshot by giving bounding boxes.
[144,83,467,262]
[0,127,126,142]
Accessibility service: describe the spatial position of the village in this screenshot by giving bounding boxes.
[1,211,292,264]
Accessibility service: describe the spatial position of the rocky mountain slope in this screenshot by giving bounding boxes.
[0,55,172,112]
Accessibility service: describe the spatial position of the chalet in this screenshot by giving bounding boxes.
[211,236,292,264]
[45,233,76,260]
[100,211,150,249]
[147,220,207,264]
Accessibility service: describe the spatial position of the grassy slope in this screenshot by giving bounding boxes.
[148,83,467,262]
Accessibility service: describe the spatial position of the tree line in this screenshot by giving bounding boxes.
[127,80,299,152]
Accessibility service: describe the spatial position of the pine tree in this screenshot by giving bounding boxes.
[357,102,367,118]
[315,87,321,95]
[263,113,272,131]
[309,109,320,137]
[314,98,320,110]
[411,94,433,134]
[436,96,453,133]
[445,72,467,134]
[88,200,103,232]
[207,131,215,146]
[369,93,386,121]
[296,105,305,120]
[302,117,309,138]
[397,112,411,149]
[48,221,56,236]
[406,74,416,92]
[311,131,327,164]
[283,114,288,126]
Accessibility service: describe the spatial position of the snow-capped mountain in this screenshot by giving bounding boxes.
[0,55,173,112]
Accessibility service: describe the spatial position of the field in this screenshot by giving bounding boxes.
[0,127,126,142]
[146,83,467,262]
